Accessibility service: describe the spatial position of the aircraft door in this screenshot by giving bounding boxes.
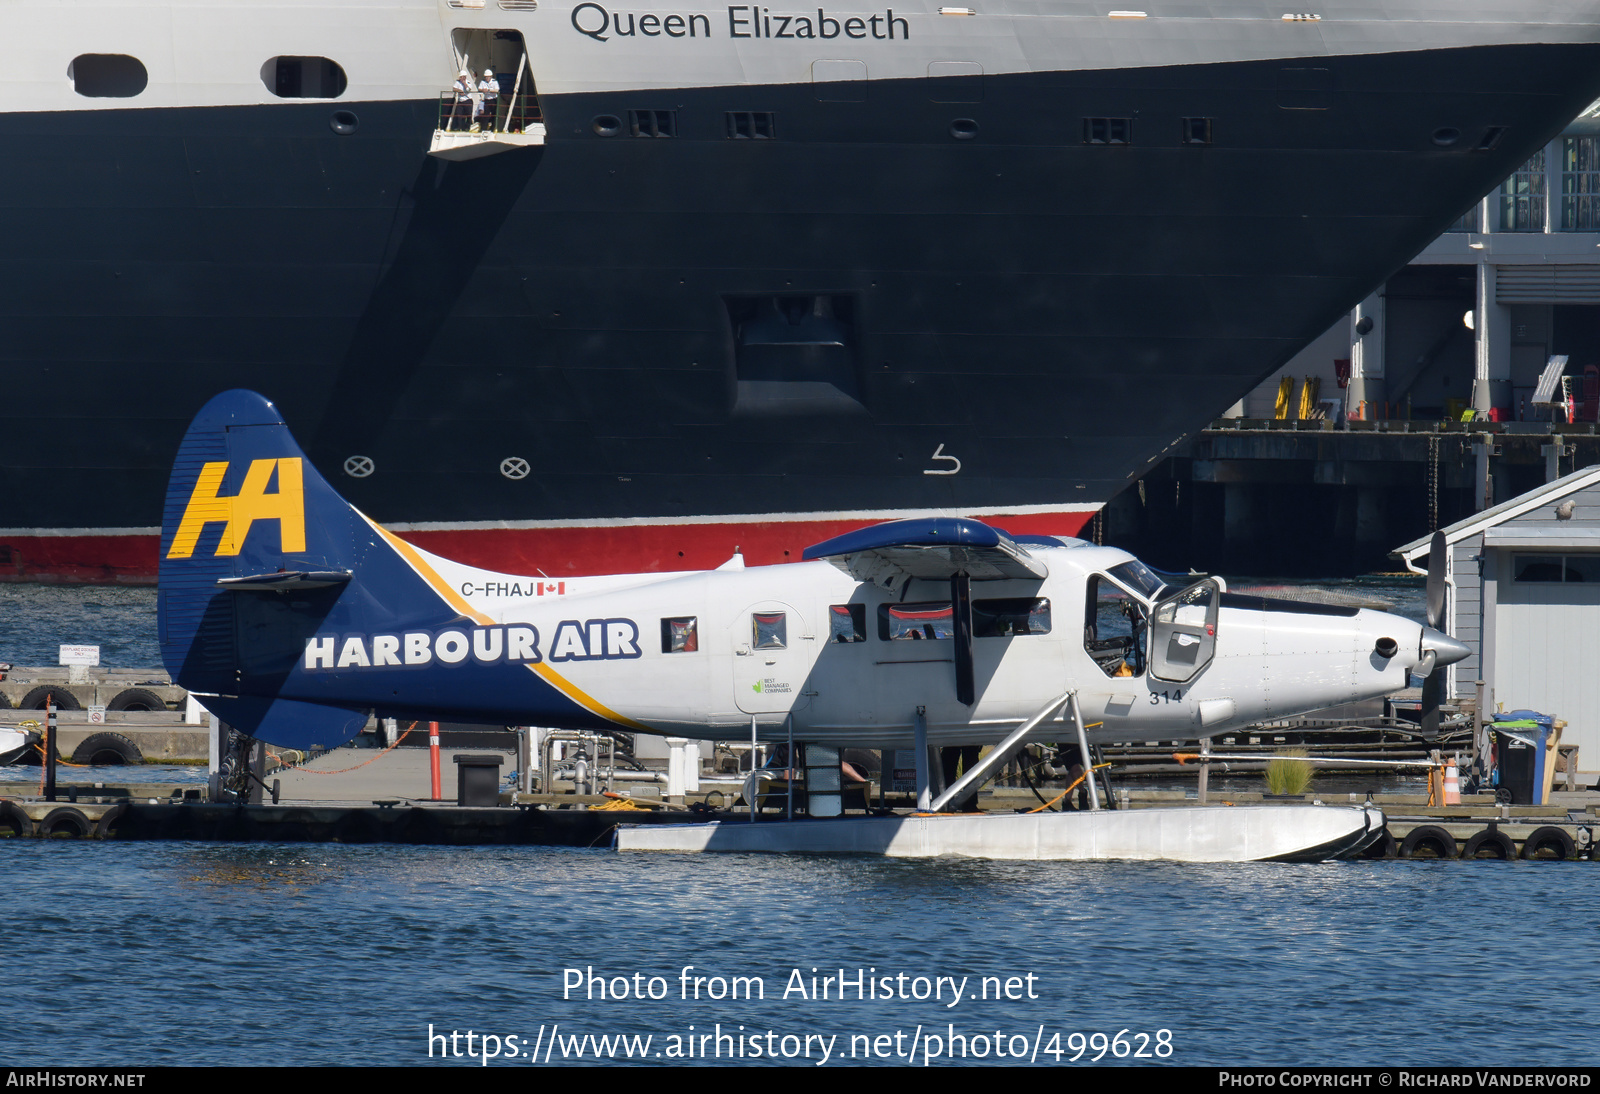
[1149,578,1221,683]
[732,601,814,714]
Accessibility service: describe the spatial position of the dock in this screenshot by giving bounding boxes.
[4,777,1595,859]
[1106,418,1600,574]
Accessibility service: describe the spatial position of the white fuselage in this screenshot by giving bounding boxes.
[398,537,1428,748]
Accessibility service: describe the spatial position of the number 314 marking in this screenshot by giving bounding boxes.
[1149,690,1183,705]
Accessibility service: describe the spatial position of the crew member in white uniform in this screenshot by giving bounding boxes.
[452,69,474,131]
[478,68,499,132]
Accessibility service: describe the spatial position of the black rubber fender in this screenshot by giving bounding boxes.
[18,686,81,711]
[93,803,129,839]
[38,806,92,839]
[1399,825,1457,859]
[1521,825,1576,861]
[1462,828,1517,860]
[0,801,33,838]
[70,732,143,766]
[106,688,167,712]
[0,691,11,710]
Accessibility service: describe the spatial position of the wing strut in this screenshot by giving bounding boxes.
[952,571,974,705]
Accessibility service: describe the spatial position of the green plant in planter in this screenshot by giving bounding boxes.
[1265,749,1315,796]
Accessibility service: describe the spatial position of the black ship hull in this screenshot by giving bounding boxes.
[3,44,1599,580]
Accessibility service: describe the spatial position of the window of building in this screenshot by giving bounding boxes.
[70,54,147,98]
[828,604,866,642]
[752,611,786,649]
[264,56,348,99]
[1083,117,1131,145]
[1513,554,1598,582]
[630,109,676,137]
[1499,149,1547,232]
[726,111,776,139]
[1446,203,1482,233]
[661,616,698,653]
[878,602,954,641]
[1561,137,1600,231]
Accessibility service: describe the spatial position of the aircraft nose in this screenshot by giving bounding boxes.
[1422,627,1471,668]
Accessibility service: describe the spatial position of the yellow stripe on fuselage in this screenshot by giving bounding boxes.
[362,516,651,732]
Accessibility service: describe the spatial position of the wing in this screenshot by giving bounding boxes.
[802,517,1048,586]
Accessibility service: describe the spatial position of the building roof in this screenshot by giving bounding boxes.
[1394,463,1600,564]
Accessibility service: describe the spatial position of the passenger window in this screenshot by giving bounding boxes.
[752,611,786,649]
[660,616,698,653]
[973,597,1050,637]
[1084,575,1145,677]
[828,604,866,642]
[878,602,953,641]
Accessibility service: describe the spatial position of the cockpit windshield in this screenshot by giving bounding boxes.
[1107,560,1166,602]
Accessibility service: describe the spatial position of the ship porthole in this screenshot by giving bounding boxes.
[1431,127,1461,148]
[950,118,978,140]
[500,457,531,480]
[330,110,359,135]
[593,114,622,137]
[344,455,375,478]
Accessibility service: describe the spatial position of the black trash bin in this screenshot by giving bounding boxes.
[1495,731,1536,804]
[453,753,504,807]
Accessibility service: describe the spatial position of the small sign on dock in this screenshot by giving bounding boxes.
[58,645,100,667]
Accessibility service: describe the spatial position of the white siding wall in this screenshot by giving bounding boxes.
[1484,477,1600,772]
[1495,560,1600,767]
[1452,538,1482,700]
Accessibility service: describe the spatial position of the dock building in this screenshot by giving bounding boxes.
[1396,466,1600,788]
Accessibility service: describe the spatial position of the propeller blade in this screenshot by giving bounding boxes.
[1425,530,1447,631]
[1420,668,1443,738]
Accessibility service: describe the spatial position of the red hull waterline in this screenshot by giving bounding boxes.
[0,508,1100,585]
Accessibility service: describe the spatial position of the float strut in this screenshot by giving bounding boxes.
[1069,691,1101,812]
[929,689,1072,814]
[913,706,931,811]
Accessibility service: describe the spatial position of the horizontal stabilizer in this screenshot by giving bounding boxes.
[216,571,353,591]
[803,517,1048,584]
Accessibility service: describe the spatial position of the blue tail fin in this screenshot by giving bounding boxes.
[159,390,619,749]
[159,391,376,748]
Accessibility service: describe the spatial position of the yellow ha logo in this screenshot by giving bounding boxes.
[167,458,306,559]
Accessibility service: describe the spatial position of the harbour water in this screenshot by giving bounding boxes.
[13,840,1600,1066]
[7,578,1594,1068]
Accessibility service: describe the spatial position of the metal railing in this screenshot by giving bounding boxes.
[436,91,543,135]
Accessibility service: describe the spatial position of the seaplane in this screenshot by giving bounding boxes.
[158,391,1470,862]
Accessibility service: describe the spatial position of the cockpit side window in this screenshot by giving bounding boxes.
[1083,574,1146,678]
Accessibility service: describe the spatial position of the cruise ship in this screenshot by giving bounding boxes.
[5,0,1600,581]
